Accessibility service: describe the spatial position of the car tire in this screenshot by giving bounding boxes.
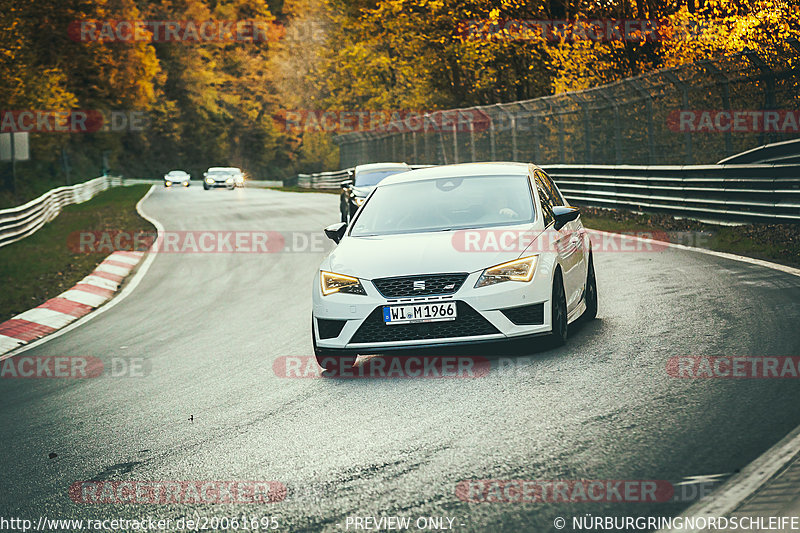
[583,253,598,320]
[312,316,356,373]
[549,269,568,346]
[203,183,210,190]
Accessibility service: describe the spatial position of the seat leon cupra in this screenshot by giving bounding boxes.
[311,162,598,370]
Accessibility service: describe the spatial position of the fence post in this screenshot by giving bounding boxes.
[628,79,656,164]
[703,62,733,156]
[664,70,693,164]
[468,111,477,162]
[569,94,592,164]
[498,107,517,161]
[424,125,430,163]
[490,115,496,160]
[743,51,778,147]
[452,112,459,164]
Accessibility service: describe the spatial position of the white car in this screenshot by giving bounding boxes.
[203,167,245,190]
[340,162,411,222]
[164,170,191,187]
[312,162,597,370]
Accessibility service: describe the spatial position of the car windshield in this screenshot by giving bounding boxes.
[354,169,407,187]
[350,175,535,236]
[208,172,229,178]
[167,171,185,177]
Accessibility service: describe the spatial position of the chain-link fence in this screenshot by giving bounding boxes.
[334,41,800,168]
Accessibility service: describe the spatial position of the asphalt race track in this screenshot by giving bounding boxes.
[1,186,799,532]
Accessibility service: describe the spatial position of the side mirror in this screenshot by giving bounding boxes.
[340,181,351,190]
[324,222,348,244]
[203,172,207,177]
[553,206,580,231]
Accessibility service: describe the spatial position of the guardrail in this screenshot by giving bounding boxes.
[543,164,800,223]
[296,164,800,223]
[297,170,350,189]
[719,139,800,165]
[297,166,432,190]
[0,176,124,248]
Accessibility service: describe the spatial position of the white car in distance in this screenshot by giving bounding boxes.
[203,167,246,190]
[164,170,191,187]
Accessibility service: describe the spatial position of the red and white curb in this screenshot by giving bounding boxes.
[0,251,145,355]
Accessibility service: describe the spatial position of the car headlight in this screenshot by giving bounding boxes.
[165,181,172,186]
[320,271,367,296]
[475,255,538,288]
[226,177,234,184]
[183,181,189,186]
[353,197,366,206]
[205,177,214,184]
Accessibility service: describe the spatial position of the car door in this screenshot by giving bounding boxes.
[534,170,586,313]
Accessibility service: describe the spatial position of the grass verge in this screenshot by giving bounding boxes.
[579,206,800,269]
[0,185,154,322]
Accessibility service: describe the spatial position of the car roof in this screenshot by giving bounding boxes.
[378,162,537,186]
[208,167,241,172]
[354,162,409,172]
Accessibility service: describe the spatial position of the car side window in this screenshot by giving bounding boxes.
[535,180,555,227]
[535,169,564,207]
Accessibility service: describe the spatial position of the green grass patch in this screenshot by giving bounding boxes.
[0,185,154,322]
[579,206,800,269]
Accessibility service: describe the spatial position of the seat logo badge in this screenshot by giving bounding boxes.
[444,283,455,290]
[413,281,426,291]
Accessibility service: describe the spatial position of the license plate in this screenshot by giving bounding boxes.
[383,302,457,325]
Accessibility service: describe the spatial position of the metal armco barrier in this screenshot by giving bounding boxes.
[0,176,124,248]
[296,163,800,223]
[542,163,800,223]
[297,165,432,190]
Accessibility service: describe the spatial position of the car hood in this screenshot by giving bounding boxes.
[325,223,542,279]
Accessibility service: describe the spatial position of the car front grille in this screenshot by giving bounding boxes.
[372,273,469,298]
[501,303,545,325]
[349,302,500,344]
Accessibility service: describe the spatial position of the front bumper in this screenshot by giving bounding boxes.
[313,269,552,353]
[205,181,234,188]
